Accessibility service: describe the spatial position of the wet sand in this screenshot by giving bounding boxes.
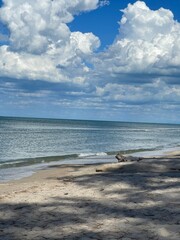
[0,152,180,240]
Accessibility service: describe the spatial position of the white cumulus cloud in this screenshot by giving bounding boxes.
[2,0,180,84]
[0,0,100,82]
[94,1,180,78]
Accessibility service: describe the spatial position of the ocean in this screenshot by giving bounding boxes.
[0,116,180,181]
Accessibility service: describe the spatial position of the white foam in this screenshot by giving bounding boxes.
[78,152,107,158]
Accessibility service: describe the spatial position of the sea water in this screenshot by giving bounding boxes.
[0,116,180,181]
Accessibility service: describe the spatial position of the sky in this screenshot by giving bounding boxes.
[0,0,180,123]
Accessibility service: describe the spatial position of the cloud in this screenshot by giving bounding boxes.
[0,0,100,53]
[84,0,180,122]
[0,1,180,122]
[0,0,100,82]
[1,0,180,84]
[99,0,110,8]
[95,79,180,105]
[94,1,180,79]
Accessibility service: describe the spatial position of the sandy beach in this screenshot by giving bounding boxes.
[0,152,180,240]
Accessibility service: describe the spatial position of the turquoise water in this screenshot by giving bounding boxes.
[0,116,180,181]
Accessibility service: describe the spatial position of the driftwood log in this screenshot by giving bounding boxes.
[115,153,143,162]
[115,154,127,162]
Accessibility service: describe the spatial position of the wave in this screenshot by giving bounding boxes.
[2,144,179,170]
[0,154,79,169]
[0,147,161,170]
[0,152,109,169]
[78,152,107,158]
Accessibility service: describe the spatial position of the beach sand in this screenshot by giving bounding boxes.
[0,152,180,240]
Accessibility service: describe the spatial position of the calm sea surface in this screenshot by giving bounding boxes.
[0,116,180,181]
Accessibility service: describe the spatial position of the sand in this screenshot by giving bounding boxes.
[0,153,180,240]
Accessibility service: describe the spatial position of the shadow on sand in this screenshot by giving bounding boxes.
[0,157,180,239]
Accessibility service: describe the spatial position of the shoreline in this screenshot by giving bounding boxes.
[1,147,180,183]
[0,151,180,239]
[0,154,116,183]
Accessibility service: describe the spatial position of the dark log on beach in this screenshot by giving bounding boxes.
[115,154,128,162]
[115,153,143,162]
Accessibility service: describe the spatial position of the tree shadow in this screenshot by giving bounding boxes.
[0,157,180,239]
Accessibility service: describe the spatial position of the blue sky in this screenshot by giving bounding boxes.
[0,0,180,123]
[70,0,180,50]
